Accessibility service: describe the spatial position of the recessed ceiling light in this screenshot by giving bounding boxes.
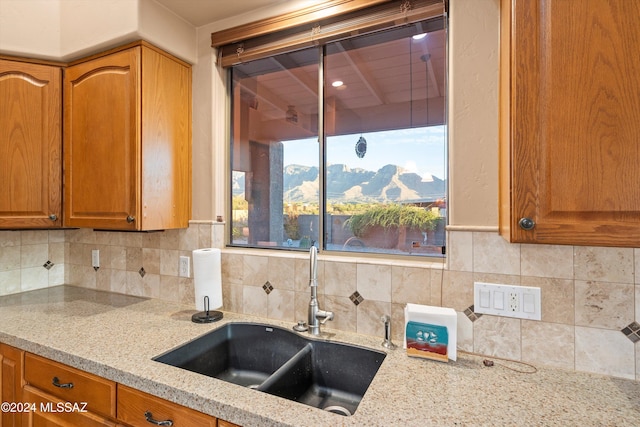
[331,80,344,87]
[412,33,427,40]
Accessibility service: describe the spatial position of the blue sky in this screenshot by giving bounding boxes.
[282,126,447,180]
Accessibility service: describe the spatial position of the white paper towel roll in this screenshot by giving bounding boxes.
[192,248,223,311]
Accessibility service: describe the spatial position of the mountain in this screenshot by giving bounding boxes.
[233,164,446,203]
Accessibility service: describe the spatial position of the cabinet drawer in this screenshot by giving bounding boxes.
[23,385,117,427]
[117,385,216,427]
[24,354,116,419]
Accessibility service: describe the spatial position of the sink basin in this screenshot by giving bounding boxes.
[153,322,386,415]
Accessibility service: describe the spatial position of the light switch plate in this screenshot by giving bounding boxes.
[474,282,541,320]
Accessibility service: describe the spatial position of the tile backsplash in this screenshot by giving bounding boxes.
[0,223,638,381]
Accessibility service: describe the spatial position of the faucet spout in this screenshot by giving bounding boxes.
[306,246,333,335]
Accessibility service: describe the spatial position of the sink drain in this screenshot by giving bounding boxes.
[323,405,352,416]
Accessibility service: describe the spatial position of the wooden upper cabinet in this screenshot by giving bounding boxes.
[64,42,191,230]
[499,0,640,247]
[0,60,62,228]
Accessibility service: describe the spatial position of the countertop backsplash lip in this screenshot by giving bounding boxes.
[1,285,639,427]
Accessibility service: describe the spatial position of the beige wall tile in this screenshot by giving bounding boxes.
[222,253,244,285]
[48,230,65,243]
[109,246,127,270]
[267,288,295,321]
[268,257,295,291]
[575,326,635,379]
[521,244,573,279]
[179,277,195,305]
[441,271,473,311]
[126,247,143,271]
[575,280,634,330]
[243,255,269,286]
[160,275,180,302]
[48,264,64,286]
[457,312,474,353]
[324,261,356,298]
[324,295,356,333]
[429,268,443,306]
[159,230,180,250]
[0,270,21,295]
[21,267,49,291]
[357,264,391,303]
[22,230,48,245]
[179,226,198,250]
[224,283,243,313]
[574,246,634,283]
[473,232,520,275]
[47,242,65,265]
[142,232,163,249]
[521,321,574,370]
[391,302,405,342]
[142,273,160,299]
[0,231,21,247]
[521,276,574,325]
[356,299,390,337]
[636,248,640,285]
[0,246,20,271]
[110,269,127,294]
[448,231,472,272]
[391,266,430,305]
[243,285,268,317]
[474,316,521,360]
[125,271,143,296]
[142,248,161,275]
[96,268,111,292]
[160,249,180,277]
[197,224,213,248]
[21,243,48,268]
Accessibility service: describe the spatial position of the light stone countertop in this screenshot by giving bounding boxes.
[0,286,639,426]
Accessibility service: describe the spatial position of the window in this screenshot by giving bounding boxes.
[229,15,446,257]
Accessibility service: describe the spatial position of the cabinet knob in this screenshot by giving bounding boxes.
[126,215,135,223]
[518,217,535,230]
[49,214,57,221]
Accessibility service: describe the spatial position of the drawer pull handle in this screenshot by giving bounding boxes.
[52,377,74,389]
[144,411,173,426]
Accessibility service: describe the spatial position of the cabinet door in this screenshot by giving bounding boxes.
[64,48,140,230]
[1,344,24,427]
[500,0,640,247]
[0,60,61,228]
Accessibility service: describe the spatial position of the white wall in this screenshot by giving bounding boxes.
[0,0,196,63]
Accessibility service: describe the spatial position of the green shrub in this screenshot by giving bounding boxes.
[345,204,439,238]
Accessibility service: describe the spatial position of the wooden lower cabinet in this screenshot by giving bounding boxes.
[1,344,25,427]
[21,385,117,427]
[22,353,116,427]
[0,348,242,427]
[117,385,216,427]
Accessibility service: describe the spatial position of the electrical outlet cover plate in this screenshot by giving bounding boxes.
[473,282,541,320]
[179,256,190,278]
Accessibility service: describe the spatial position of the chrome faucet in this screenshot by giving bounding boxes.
[307,246,333,335]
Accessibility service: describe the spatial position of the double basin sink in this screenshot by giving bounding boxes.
[153,322,386,416]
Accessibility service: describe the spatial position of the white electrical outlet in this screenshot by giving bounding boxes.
[474,282,541,320]
[179,256,190,278]
[509,292,519,312]
[91,249,100,268]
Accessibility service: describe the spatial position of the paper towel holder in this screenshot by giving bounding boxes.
[191,296,223,323]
